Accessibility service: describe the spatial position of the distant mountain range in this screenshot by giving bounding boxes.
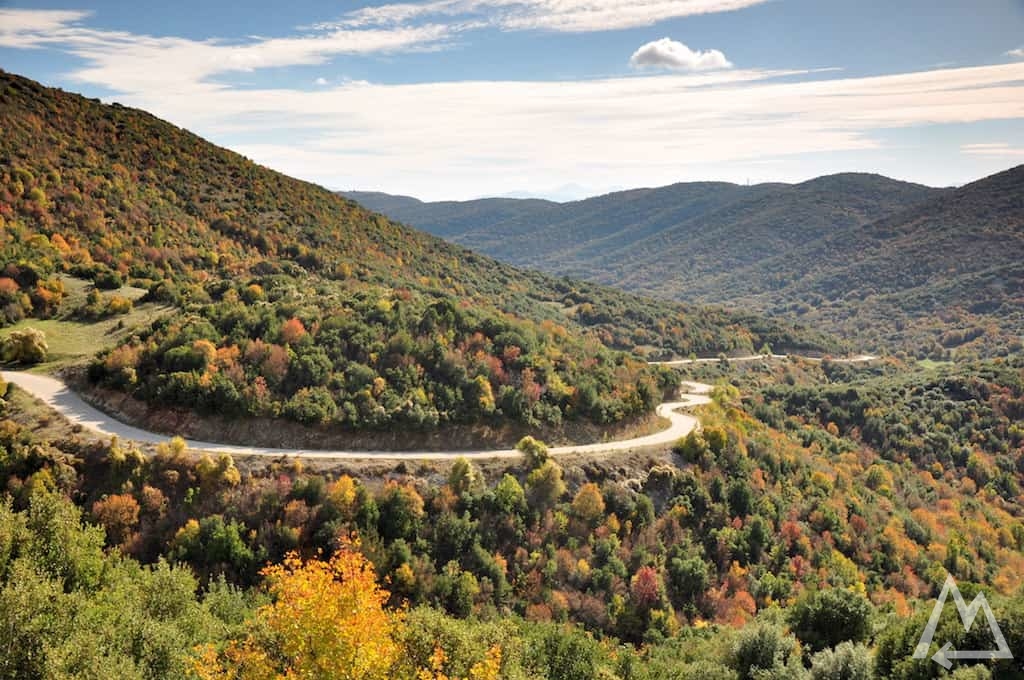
[344,168,1024,356]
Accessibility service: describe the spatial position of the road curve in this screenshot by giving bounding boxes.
[649,353,878,367]
[1,371,712,460]
[2,353,876,460]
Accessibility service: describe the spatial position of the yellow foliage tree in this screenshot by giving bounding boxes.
[416,645,501,680]
[194,540,402,680]
[570,483,605,526]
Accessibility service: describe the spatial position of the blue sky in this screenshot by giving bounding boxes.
[2,1,1024,200]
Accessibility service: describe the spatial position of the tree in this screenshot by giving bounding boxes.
[280,317,307,345]
[570,483,605,526]
[91,494,140,546]
[194,541,402,680]
[448,457,482,497]
[668,556,710,607]
[526,461,566,512]
[730,621,807,680]
[378,481,425,542]
[284,386,338,424]
[516,436,549,469]
[1,328,48,364]
[809,641,873,680]
[629,566,666,612]
[789,588,873,653]
[470,375,495,415]
[490,474,526,517]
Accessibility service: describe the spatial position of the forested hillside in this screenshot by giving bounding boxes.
[0,70,832,442]
[345,175,938,277]
[3,353,1024,677]
[348,169,1024,356]
[737,166,1024,357]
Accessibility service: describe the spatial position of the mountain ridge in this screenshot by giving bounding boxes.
[344,167,1024,355]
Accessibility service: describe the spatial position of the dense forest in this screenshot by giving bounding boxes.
[3,352,1024,677]
[0,69,834,442]
[349,167,1024,358]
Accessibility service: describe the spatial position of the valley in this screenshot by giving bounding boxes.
[348,167,1024,358]
[0,12,1023,676]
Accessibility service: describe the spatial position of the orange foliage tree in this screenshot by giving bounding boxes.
[91,493,140,546]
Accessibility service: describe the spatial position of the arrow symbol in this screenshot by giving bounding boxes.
[932,642,953,670]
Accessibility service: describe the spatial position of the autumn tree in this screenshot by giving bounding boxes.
[570,483,605,527]
[280,317,307,345]
[1,327,48,364]
[448,457,482,497]
[525,461,566,512]
[194,541,402,680]
[516,436,549,469]
[91,493,140,546]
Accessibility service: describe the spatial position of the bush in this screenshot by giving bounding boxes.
[730,621,807,680]
[789,588,873,652]
[106,295,133,315]
[283,386,338,424]
[809,641,873,680]
[2,328,48,364]
[93,269,124,290]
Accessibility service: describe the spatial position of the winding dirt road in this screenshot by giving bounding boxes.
[649,353,878,367]
[1,371,711,460]
[2,353,875,460]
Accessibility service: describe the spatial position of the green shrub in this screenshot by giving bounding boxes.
[1,328,48,364]
[809,641,874,680]
[789,588,873,652]
[283,386,338,424]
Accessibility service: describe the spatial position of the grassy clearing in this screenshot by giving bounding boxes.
[0,302,173,372]
[1,276,171,372]
[916,358,955,370]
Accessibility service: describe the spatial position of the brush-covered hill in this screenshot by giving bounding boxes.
[731,165,1024,356]
[0,70,834,446]
[346,168,1024,356]
[343,174,941,279]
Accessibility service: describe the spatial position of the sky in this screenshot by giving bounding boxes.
[2,1,1024,201]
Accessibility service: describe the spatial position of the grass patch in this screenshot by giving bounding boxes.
[0,302,172,372]
[916,359,955,370]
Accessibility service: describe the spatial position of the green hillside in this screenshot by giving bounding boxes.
[0,70,833,442]
[348,169,1023,356]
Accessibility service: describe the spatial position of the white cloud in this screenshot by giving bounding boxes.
[0,8,92,46]
[1007,47,1024,58]
[102,61,1024,200]
[630,38,732,71]
[315,77,329,85]
[962,142,1024,157]
[0,9,454,95]
[336,0,771,33]
[4,8,1024,198]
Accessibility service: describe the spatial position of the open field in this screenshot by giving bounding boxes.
[0,302,173,371]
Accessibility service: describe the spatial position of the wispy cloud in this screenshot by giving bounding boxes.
[1007,47,1024,58]
[630,38,732,71]
[0,8,454,95]
[0,8,92,45]
[334,0,771,33]
[4,7,1024,198]
[962,142,1024,157]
